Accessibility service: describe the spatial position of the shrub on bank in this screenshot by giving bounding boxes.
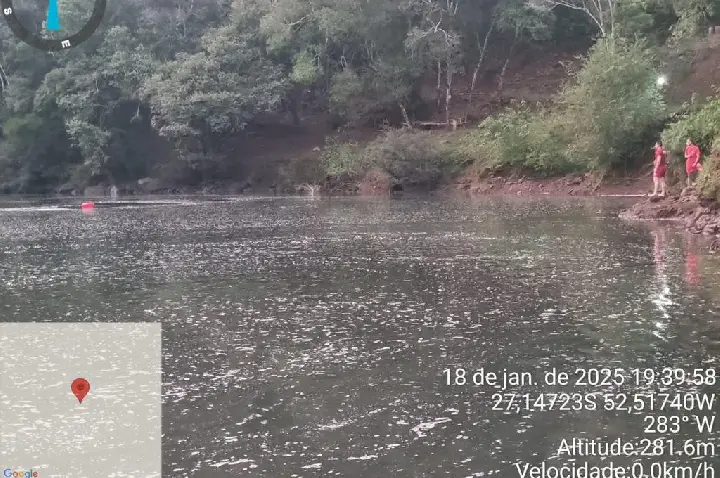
[321,129,459,186]
[368,129,465,185]
[662,97,720,158]
[697,138,720,201]
[321,39,668,185]
[455,105,577,176]
[319,138,365,177]
[660,97,720,186]
[457,39,666,176]
[559,39,667,172]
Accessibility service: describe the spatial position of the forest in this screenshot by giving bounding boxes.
[2,0,720,194]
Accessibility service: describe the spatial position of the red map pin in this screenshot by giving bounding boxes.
[71,378,90,404]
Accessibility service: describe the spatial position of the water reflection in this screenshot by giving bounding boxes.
[651,228,671,328]
[652,228,667,277]
[684,236,702,286]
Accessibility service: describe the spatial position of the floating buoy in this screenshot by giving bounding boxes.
[80,201,95,210]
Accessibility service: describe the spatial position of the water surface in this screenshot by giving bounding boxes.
[0,196,718,477]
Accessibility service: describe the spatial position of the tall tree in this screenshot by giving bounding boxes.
[527,0,615,36]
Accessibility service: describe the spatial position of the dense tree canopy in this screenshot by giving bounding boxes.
[0,0,718,192]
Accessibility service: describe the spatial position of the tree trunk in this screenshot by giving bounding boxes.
[467,21,494,109]
[496,57,510,100]
[0,63,8,91]
[436,61,443,113]
[496,36,517,101]
[445,59,453,127]
[399,103,411,128]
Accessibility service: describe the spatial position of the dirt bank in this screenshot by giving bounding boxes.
[453,172,650,197]
[300,170,655,197]
[93,170,652,197]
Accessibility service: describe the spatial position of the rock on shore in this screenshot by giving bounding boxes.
[618,188,700,221]
[620,187,720,250]
[685,201,720,234]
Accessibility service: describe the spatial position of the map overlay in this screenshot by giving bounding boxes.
[0,323,161,477]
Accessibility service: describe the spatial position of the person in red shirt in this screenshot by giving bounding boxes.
[651,141,667,197]
[684,138,702,187]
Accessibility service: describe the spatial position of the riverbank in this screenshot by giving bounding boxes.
[80,170,654,198]
[453,172,650,197]
[54,35,720,200]
[620,187,720,251]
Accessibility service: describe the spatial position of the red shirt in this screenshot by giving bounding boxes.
[654,146,666,167]
[685,144,701,173]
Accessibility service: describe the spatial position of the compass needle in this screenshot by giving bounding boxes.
[46,0,61,31]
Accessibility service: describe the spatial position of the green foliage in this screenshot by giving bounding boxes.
[660,97,720,185]
[455,105,577,175]
[457,38,666,175]
[321,130,456,185]
[63,119,112,174]
[496,0,553,43]
[613,1,665,44]
[661,97,720,155]
[329,69,381,123]
[290,51,321,85]
[0,0,715,193]
[364,130,452,185]
[559,39,667,171]
[320,139,365,177]
[330,58,420,125]
[670,0,720,39]
[0,112,79,192]
[696,141,720,200]
[144,25,286,145]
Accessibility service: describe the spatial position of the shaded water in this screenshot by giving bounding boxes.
[0,196,719,477]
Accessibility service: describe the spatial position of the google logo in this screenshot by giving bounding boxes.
[2,470,38,478]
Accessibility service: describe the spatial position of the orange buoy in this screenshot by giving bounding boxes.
[80,201,95,210]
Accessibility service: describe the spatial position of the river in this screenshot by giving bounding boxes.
[0,196,718,477]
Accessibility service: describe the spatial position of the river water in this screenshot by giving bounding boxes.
[0,196,718,477]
